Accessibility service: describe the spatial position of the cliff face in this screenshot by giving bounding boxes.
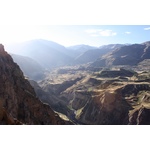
[0,44,71,125]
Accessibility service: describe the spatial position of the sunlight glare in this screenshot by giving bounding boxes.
[0,25,37,44]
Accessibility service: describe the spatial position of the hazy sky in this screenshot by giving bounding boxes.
[0,25,150,47]
[0,0,150,47]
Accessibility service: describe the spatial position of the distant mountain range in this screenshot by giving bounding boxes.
[5,39,127,68]
[67,44,97,57]
[5,39,150,81]
[73,44,125,64]
[91,41,150,67]
[3,40,95,80]
[5,39,72,69]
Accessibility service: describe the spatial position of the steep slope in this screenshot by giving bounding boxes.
[29,80,74,122]
[5,39,72,69]
[0,44,72,125]
[91,42,150,67]
[36,69,85,120]
[10,54,45,81]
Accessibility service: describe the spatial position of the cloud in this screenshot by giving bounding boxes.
[85,29,117,37]
[99,30,117,36]
[125,31,131,34]
[144,27,150,30]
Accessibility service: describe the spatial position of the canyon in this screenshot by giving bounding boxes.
[1,40,150,125]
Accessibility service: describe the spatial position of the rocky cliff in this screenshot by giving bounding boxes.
[0,44,72,125]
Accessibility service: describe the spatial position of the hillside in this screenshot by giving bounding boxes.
[67,44,97,58]
[73,44,124,64]
[5,39,72,69]
[91,42,150,67]
[10,54,46,81]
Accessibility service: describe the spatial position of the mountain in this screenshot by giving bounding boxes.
[73,44,124,64]
[66,44,97,58]
[0,44,72,125]
[5,39,72,69]
[99,44,128,49]
[67,44,97,52]
[142,41,150,46]
[91,42,150,67]
[10,54,46,81]
[5,40,127,69]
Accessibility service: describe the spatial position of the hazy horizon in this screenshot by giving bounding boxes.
[0,25,150,47]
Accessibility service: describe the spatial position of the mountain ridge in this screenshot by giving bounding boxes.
[91,42,150,67]
[5,39,72,69]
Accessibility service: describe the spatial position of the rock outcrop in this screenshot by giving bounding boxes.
[0,44,72,125]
